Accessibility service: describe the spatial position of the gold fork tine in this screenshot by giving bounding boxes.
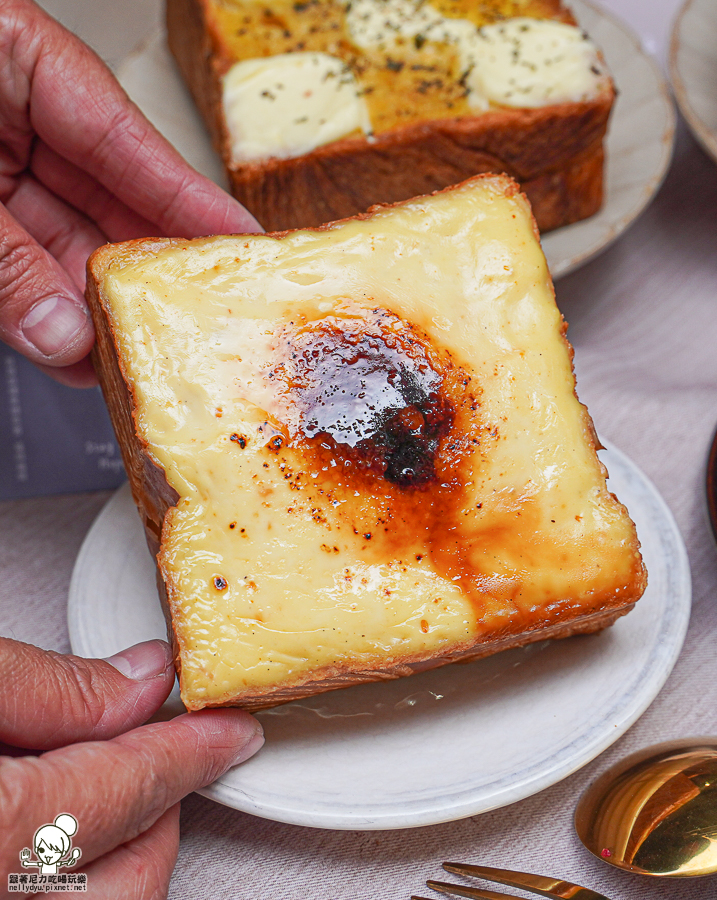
[443,863,611,900]
[424,882,522,900]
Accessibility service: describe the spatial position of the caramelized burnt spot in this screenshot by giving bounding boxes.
[262,309,504,614]
[269,310,454,488]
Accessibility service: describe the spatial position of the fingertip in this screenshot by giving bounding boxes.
[104,640,174,683]
[175,179,264,238]
[219,198,264,235]
[228,717,265,765]
[20,295,93,361]
[179,708,265,766]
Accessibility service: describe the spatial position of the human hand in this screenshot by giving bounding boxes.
[0,637,264,895]
[0,0,261,388]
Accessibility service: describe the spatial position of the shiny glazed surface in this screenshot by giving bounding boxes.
[98,175,644,707]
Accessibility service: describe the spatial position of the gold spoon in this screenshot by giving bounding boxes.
[575,738,717,877]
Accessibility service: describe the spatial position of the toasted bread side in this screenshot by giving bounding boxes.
[86,175,645,711]
[166,0,614,233]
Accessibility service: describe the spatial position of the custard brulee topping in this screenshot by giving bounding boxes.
[94,177,644,707]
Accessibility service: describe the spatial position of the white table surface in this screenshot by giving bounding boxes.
[4,1,717,897]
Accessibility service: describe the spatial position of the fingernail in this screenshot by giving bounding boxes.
[232,726,265,765]
[21,296,88,357]
[105,640,173,681]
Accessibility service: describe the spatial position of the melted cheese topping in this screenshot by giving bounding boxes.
[345,0,478,57]
[467,18,607,108]
[345,7,605,108]
[98,176,644,709]
[214,0,608,162]
[223,52,372,162]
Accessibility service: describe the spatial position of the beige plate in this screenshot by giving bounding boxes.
[118,1,675,280]
[670,0,717,163]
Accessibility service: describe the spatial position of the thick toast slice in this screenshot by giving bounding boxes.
[86,174,645,711]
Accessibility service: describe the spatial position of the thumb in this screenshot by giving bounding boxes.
[0,637,176,751]
[0,204,94,377]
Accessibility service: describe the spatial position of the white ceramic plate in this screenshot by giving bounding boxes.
[670,0,717,163]
[68,442,690,830]
[117,1,675,280]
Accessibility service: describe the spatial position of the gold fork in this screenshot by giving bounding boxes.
[412,862,612,900]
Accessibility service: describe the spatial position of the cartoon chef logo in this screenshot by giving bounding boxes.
[20,814,82,874]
